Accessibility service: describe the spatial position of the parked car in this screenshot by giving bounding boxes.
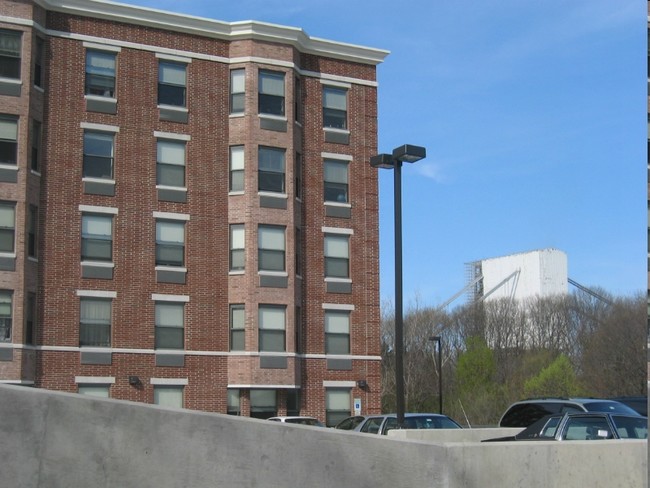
[485,412,647,442]
[610,396,647,417]
[354,413,462,435]
[499,397,641,428]
[267,416,325,427]
[334,415,367,430]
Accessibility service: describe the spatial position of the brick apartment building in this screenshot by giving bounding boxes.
[0,0,387,425]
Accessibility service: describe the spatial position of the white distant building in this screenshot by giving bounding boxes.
[466,249,568,302]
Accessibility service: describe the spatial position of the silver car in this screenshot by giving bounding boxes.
[355,413,462,435]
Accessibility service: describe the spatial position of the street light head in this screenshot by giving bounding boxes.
[392,144,426,163]
[369,153,395,169]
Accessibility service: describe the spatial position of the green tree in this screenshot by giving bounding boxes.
[523,354,582,398]
[454,336,499,426]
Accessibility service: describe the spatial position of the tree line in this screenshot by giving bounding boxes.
[380,289,647,426]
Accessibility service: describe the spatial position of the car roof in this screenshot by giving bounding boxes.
[268,416,318,420]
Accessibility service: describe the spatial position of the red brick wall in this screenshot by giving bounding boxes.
[1,2,382,418]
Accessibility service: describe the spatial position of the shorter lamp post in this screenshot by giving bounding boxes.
[429,336,442,414]
[370,144,426,428]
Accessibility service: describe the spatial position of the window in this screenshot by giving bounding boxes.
[34,37,44,88]
[258,70,285,116]
[78,385,110,397]
[83,131,114,179]
[230,304,245,351]
[0,30,21,79]
[294,152,302,199]
[157,140,186,188]
[85,50,116,97]
[258,305,285,352]
[294,77,301,123]
[155,302,184,349]
[295,227,302,277]
[158,61,186,107]
[227,389,241,415]
[79,297,111,347]
[294,305,302,354]
[0,203,15,253]
[323,86,347,129]
[229,224,244,272]
[325,310,350,354]
[0,291,12,342]
[30,120,41,172]
[326,389,351,427]
[154,386,183,408]
[24,292,36,345]
[28,205,37,258]
[24,292,35,345]
[230,69,245,114]
[81,214,112,262]
[250,389,276,419]
[258,146,285,193]
[0,116,18,165]
[156,220,185,267]
[229,146,244,192]
[324,234,349,278]
[258,225,285,272]
[324,159,349,203]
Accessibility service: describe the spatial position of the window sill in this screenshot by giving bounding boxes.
[258,113,287,122]
[155,266,187,272]
[258,271,288,277]
[325,277,352,283]
[324,201,351,208]
[82,261,114,268]
[228,191,245,196]
[229,270,245,276]
[258,192,288,199]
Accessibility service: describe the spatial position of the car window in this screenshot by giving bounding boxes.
[583,401,639,416]
[501,402,564,427]
[361,417,383,434]
[559,404,583,414]
[612,416,649,439]
[285,418,320,426]
[383,417,398,434]
[540,416,561,438]
[564,417,612,440]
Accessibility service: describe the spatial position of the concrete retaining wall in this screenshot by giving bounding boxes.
[1,384,646,487]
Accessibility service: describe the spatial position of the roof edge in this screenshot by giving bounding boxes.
[35,0,390,65]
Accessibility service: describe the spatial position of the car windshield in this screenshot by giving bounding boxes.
[612,416,648,439]
[584,401,639,416]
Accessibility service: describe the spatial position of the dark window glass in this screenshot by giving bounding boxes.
[258,70,285,116]
[324,160,348,203]
[83,132,114,179]
[258,146,285,193]
[156,220,185,267]
[155,302,184,349]
[85,50,116,97]
[79,298,111,347]
[0,30,21,79]
[230,304,245,351]
[0,116,18,165]
[158,61,186,107]
[81,214,112,262]
[323,86,347,129]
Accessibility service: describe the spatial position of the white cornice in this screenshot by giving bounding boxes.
[34,0,389,65]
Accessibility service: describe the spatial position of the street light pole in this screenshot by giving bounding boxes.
[370,144,426,428]
[430,336,442,414]
[393,158,404,427]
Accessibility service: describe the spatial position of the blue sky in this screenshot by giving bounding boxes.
[125,0,645,307]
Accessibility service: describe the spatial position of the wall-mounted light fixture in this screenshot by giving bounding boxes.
[356,380,368,389]
[128,375,140,386]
